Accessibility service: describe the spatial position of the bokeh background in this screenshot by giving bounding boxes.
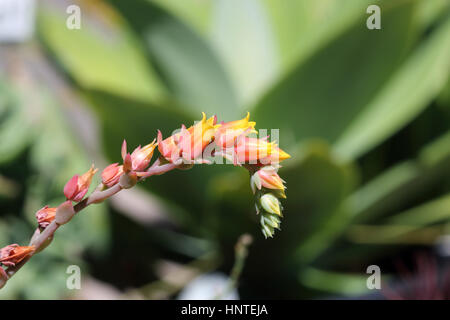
[0,0,450,299]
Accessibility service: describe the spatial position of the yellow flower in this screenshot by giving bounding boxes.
[159,113,219,162]
[215,112,257,148]
[235,137,290,165]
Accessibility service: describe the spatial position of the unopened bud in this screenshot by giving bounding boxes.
[102,163,123,188]
[64,165,98,202]
[0,244,35,267]
[260,193,281,216]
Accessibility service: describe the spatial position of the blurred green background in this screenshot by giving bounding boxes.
[0,0,450,299]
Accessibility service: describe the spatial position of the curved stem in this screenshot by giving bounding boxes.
[146,162,178,176]
[1,157,179,287]
[215,234,253,299]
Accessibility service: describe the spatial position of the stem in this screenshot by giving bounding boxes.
[85,183,123,206]
[215,234,253,299]
[146,162,178,176]
[1,158,178,287]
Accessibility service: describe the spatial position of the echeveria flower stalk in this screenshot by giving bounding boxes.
[0,112,291,289]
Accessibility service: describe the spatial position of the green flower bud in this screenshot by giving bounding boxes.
[260,193,281,216]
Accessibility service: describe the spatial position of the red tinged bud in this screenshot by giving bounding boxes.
[0,244,35,267]
[35,206,57,229]
[64,165,98,202]
[121,139,157,172]
[256,167,286,191]
[158,113,219,163]
[102,163,123,188]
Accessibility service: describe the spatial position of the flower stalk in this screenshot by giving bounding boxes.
[0,113,290,289]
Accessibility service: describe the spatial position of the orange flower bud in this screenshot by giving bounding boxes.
[131,141,157,171]
[182,113,218,160]
[64,165,98,202]
[255,167,286,191]
[157,129,183,163]
[234,137,290,165]
[158,113,219,163]
[215,112,257,148]
[121,140,157,172]
[0,244,35,267]
[102,163,123,188]
[35,205,57,228]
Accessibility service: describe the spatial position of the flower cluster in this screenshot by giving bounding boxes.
[0,112,290,288]
[157,112,290,236]
[214,114,290,237]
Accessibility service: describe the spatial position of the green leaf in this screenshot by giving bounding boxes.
[349,162,421,223]
[262,0,375,71]
[209,0,279,106]
[419,130,450,166]
[110,0,240,120]
[335,15,450,159]
[0,82,33,164]
[308,128,450,265]
[277,141,356,265]
[150,0,212,36]
[416,0,450,29]
[299,267,370,296]
[386,193,450,226]
[253,0,419,151]
[38,2,167,103]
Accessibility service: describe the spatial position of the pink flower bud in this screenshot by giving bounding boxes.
[101,163,123,188]
[131,141,157,171]
[157,129,183,163]
[64,165,98,202]
[158,113,218,163]
[35,205,57,229]
[215,112,257,148]
[234,137,290,165]
[0,244,35,267]
[256,167,285,191]
[122,139,157,172]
